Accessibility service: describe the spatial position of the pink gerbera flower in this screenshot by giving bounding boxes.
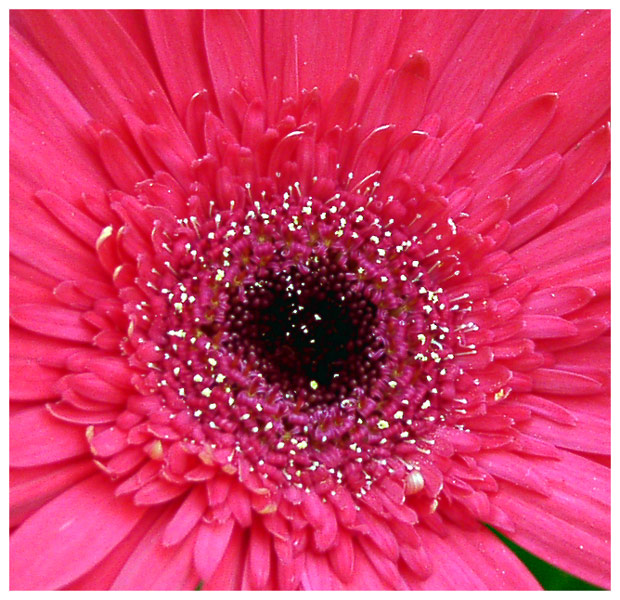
[9,9,610,591]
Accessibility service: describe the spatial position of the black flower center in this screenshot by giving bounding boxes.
[223,253,385,406]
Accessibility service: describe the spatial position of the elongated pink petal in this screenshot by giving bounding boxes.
[67,509,161,590]
[342,542,390,590]
[426,11,537,131]
[11,304,95,343]
[488,10,610,162]
[204,11,265,130]
[162,487,207,547]
[193,520,235,584]
[515,124,610,220]
[348,10,401,113]
[454,93,558,184]
[302,551,345,590]
[390,11,479,89]
[263,11,353,105]
[521,413,609,455]
[12,10,185,145]
[531,368,603,396]
[10,406,89,467]
[111,507,199,590]
[493,451,609,588]
[10,460,97,528]
[247,522,272,590]
[10,474,146,590]
[146,11,211,120]
[514,204,609,272]
[408,525,541,590]
[10,359,64,401]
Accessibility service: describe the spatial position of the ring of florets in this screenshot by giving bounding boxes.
[129,184,462,495]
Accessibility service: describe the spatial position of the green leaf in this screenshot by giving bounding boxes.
[487,525,604,591]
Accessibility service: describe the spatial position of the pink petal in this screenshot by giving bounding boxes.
[554,172,609,228]
[454,93,558,184]
[47,401,120,425]
[162,486,207,547]
[145,10,211,119]
[193,519,235,584]
[514,205,609,273]
[515,124,610,220]
[60,373,128,404]
[10,29,93,145]
[503,153,563,218]
[301,551,344,590]
[520,413,609,455]
[10,115,108,214]
[408,525,541,590]
[382,52,430,135]
[204,11,265,130]
[247,522,272,590]
[493,451,609,588]
[67,509,161,590]
[10,459,96,528]
[359,536,408,590]
[202,524,245,590]
[95,128,148,192]
[133,478,189,506]
[35,190,102,247]
[76,356,135,389]
[10,359,64,401]
[347,10,401,113]
[111,507,199,590]
[9,257,58,311]
[11,297,97,340]
[390,10,479,90]
[520,315,578,339]
[12,10,185,147]
[531,368,603,396]
[488,10,610,163]
[88,425,129,458]
[514,394,577,426]
[11,166,106,285]
[10,474,146,590]
[10,326,84,368]
[10,406,88,467]
[425,11,537,131]
[263,11,353,105]
[522,286,596,316]
[342,541,390,590]
[477,451,550,496]
[327,530,355,583]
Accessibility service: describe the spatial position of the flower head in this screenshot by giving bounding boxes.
[10,9,610,590]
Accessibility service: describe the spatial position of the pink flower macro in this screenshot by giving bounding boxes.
[9,9,610,591]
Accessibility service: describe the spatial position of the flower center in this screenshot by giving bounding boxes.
[220,253,384,407]
[114,182,467,495]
